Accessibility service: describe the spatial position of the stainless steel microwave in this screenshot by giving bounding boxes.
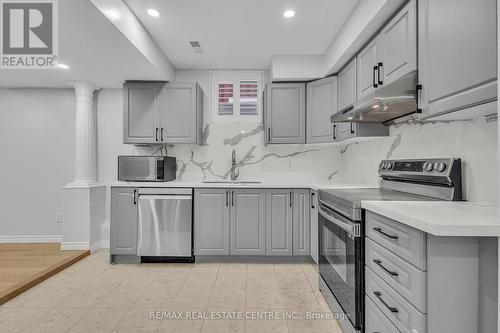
[118,156,176,182]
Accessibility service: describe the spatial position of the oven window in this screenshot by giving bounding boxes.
[322,224,347,282]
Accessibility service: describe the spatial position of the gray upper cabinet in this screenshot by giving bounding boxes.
[194,188,230,255]
[293,189,310,256]
[419,0,497,118]
[379,0,416,86]
[265,189,293,256]
[265,83,306,144]
[162,83,203,144]
[123,81,203,145]
[337,59,357,113]
[123,82,163,144]
[306,77,337,143]
[230,189,266,255]
[110,187,138,255]
[357,36,380,100]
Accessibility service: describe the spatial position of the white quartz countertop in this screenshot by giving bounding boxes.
[361,201,500,237]
[109,180,376,191]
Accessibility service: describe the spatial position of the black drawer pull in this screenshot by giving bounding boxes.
[373,227,399,240]
[373,291,398,313]
[373,259,398,276]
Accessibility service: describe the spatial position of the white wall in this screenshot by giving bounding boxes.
[0,88,74,239]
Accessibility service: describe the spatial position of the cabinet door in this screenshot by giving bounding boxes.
[379,0,416,86]
[230,189,266,255]
[194,188,230,255]
[337,59,357,112]
[265,83,306,144]
[265,189,293,256]
[310,190,318,264]
[110,187,138,255]
[293,189,310,256]
[419,0,497,118]
[123,82,162,144]
[306,77,337,143]
[333,122,356,142]
[357,36,380,100]
[162,83,201,144]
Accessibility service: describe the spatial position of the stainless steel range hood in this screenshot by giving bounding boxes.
[331,71,419,124]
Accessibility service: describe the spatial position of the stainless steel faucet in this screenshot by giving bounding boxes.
[231,149,239,181]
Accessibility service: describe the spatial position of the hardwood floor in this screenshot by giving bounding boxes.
[0,243,89,304]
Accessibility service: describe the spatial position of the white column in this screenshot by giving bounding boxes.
[69,81,100,185]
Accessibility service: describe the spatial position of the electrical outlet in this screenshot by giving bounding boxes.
[55,213,63,223]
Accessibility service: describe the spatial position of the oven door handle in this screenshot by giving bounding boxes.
[318,204,360,237]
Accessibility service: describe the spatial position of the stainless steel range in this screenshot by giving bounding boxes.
[317,158,462,333]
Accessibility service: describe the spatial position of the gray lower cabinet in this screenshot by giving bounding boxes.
[337,58,357,113]
[230,189,266,255]
[365,210,493,333]
[265,83,306,144]
[110,187,138,255]
[123,81,203,145]
[265,189,293,255]
[418,0,497,118]
[163,83,203,144]
[310,190,318,263]
[306,77,337,143]
[194,188,230,255]
[293,189,310,256]
[123,82,163,144]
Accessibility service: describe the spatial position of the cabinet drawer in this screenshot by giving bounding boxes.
[366,238,427,312]
[366,267,426,333]
[365,295,400,333]
[366,211,426,270]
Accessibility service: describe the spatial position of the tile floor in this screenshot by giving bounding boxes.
[0,250,344,333]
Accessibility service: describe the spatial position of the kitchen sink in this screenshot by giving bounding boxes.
[202,180,262,184]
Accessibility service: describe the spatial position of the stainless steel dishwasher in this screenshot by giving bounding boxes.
[137,188,193,262]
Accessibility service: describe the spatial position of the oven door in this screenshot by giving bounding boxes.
[318,201,363,331]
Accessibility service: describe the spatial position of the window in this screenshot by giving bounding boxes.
[211,71,264,122]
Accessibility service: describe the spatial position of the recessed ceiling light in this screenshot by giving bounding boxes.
[106,10,120,20]
[57,63,69,70]
[283,10,295,18]
[147,9,160,17]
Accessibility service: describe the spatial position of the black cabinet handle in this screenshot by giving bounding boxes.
[373,291,398,313]
[373,259,399,276]
[377,62,383,85]
[372,66,378,88]
[290,191,292,207]
[416,84,423,113]
[373,227,399,240]
[161,128,164,141]
[133,189,137,205]
[333,124,337,141]
[311,192,315,209]
[268,128,271,142]
[225,190,229,206]
[155,128,159,142]
[231,191,235,206]
[350,123,355,134]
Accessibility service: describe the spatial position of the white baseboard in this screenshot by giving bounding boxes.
[61,242,89,251]
[0,235,62,243]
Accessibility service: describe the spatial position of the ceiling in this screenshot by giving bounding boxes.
[0,0,166,88]
[125,0,360,69]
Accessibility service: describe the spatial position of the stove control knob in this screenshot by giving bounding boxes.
[434,162,447,172]
[424,162,434,172]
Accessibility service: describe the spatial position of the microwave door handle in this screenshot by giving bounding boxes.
[318,205,356,236]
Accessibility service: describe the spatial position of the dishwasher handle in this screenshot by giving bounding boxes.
[138,195,192,200]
